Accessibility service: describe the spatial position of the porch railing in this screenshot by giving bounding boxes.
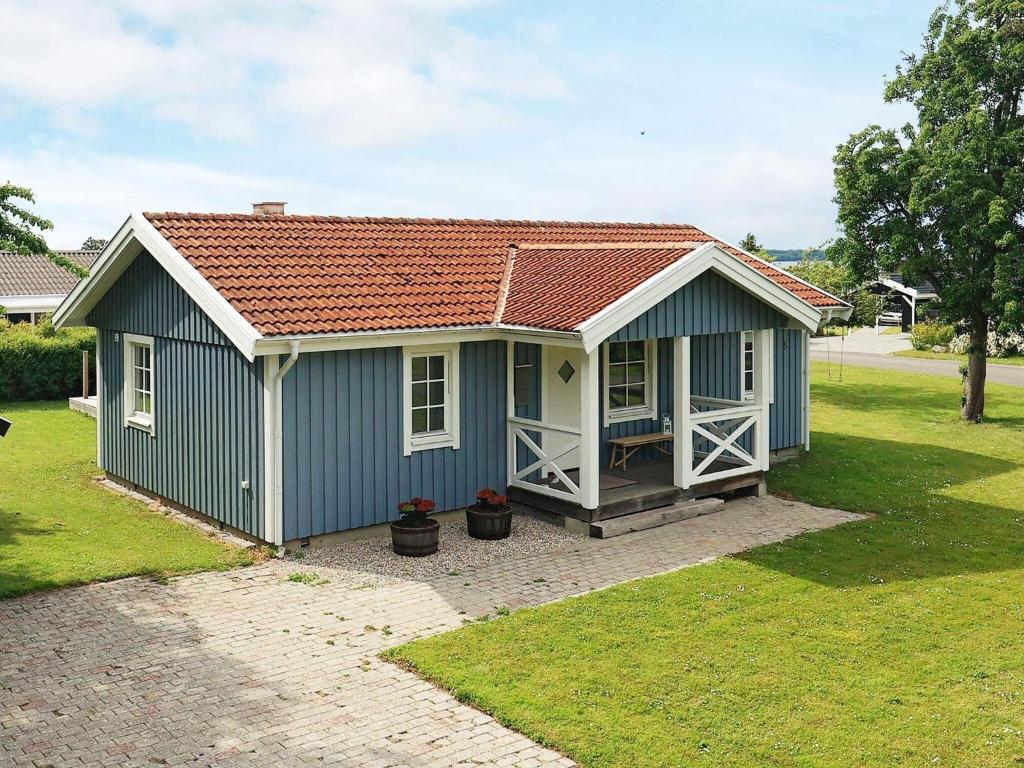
[685,396,762,486]
[507,416,583,504]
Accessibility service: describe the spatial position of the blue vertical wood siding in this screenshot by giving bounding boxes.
[608,270,787,341]
[281,340,507,539]
[90,251,265,538]
[770,328,804,451]
[98,328,265,537]
[87,251,230,346]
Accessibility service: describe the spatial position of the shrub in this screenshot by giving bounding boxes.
[948,328,1024,358]
[0,321,96,401]
[910,321,955,350]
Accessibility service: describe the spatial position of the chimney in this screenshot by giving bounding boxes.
[252,201,286,215]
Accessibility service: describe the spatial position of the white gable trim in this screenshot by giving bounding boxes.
[575,243,824,352]
[697,226,853,310]
[53,213,263,361]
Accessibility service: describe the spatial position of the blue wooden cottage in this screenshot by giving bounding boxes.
[55,206,850,546]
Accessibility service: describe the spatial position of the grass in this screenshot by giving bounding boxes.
[893,348,1024,367]
[390,363,1024,767]
[0,401,251,599]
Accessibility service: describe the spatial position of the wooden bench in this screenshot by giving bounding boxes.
[608,432,673,470]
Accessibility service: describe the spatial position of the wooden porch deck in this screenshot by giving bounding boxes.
[506,458,763,523]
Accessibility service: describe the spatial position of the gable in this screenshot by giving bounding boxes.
[607,269,787,342]
[87,250,231,346]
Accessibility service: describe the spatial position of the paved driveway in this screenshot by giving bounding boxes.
[810,349,1024,387]
[1,497,862,768]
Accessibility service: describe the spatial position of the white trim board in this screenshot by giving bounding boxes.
[53,213,263,361]
[576,244,825,352]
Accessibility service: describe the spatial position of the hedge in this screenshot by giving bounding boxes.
[910,321,955,351]
[0,318,96,401]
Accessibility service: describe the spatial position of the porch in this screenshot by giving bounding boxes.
[505,328,780,523]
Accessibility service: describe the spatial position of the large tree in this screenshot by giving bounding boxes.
[0,183,86,278]
[831,0,1023,421]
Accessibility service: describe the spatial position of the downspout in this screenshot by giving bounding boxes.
[272,341,301,547]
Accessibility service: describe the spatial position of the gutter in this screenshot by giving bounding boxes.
[269,340,301,546]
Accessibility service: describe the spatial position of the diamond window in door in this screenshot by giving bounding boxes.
[557,359,576,384]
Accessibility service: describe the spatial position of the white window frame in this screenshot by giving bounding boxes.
[403,343,460,455]
[122,333,155,435]
[603,339,658,426]
[742,331,755,401]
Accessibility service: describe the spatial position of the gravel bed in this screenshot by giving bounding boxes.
[298,513,587,585]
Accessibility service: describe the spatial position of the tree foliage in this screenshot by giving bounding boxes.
[830,0,1024,421]
[738,232,775,261]
[0,183,87,279]
[81,237,107,251]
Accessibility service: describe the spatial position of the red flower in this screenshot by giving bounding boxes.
[486,494,508,507]
[414,499,436,513]
[476,488,496,501]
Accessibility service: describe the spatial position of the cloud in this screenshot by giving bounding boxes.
[0,0,567,147]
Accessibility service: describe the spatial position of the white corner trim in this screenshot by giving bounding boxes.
[262,355,278,544]
[53,213,263,361]
[402,342,461,456]
[602,339,659,427]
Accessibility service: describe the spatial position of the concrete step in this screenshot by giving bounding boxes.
[589,497,726,539]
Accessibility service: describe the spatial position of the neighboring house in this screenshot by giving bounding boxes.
[0,250,97,323]
[867,273,940,330]
[55,206,851,546]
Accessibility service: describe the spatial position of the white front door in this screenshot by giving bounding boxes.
[542,345,584,470]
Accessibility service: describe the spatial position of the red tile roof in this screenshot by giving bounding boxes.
[144,213,844,337]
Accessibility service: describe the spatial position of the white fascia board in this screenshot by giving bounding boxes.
[697,226,852,310]
[53,213,263,361]
[576,244,822,352]
[0,294,65,312]
[253,324,584,356]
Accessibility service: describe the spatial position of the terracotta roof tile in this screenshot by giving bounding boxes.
[144,213,844,337]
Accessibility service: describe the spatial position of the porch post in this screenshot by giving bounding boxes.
[673,336,691,489]
[506,340,516,488]
[578,347,600,509]
[757,329,772,470]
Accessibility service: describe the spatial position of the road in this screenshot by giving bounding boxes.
[809,349,1024,388]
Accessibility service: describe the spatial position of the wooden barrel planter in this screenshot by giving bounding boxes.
[390,519,440,556]
[466,489,513,540]
[466,507,512,540]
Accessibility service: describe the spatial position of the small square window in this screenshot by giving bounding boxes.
[404,345,460,455]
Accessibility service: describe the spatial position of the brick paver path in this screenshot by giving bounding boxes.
[1,497,862,767]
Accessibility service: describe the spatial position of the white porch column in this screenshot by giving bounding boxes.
[673,336,691,489]
[756,329,773,470]
[578,347,600,509]
[505,340,516,487]
[802,330,811,451]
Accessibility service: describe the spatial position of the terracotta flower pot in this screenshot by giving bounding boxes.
[391,518,440,556]
[466,505,513,540]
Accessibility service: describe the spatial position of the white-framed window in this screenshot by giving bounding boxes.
[403,344,460,455]
[603,339,658,425]
[123,333,155,434]
[742,331,755,401]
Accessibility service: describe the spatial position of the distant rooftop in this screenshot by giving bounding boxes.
[0,250,97,297]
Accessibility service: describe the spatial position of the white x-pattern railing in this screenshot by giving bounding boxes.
[507,416,583,503]
[688,401,760,483]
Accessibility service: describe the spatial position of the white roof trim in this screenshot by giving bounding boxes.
[697,226,852,310]
[880,277,938,301]
[0,294,66,312]
[575,243,824,352]
[53,213,263,361]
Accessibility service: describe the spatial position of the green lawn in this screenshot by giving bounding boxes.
[0,402,251,599]
[893,348,1024,367]
[391,364,1024,767]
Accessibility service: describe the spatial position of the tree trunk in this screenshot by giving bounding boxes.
[961,315,987,422]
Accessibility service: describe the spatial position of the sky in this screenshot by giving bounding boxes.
[0,0,939,249]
